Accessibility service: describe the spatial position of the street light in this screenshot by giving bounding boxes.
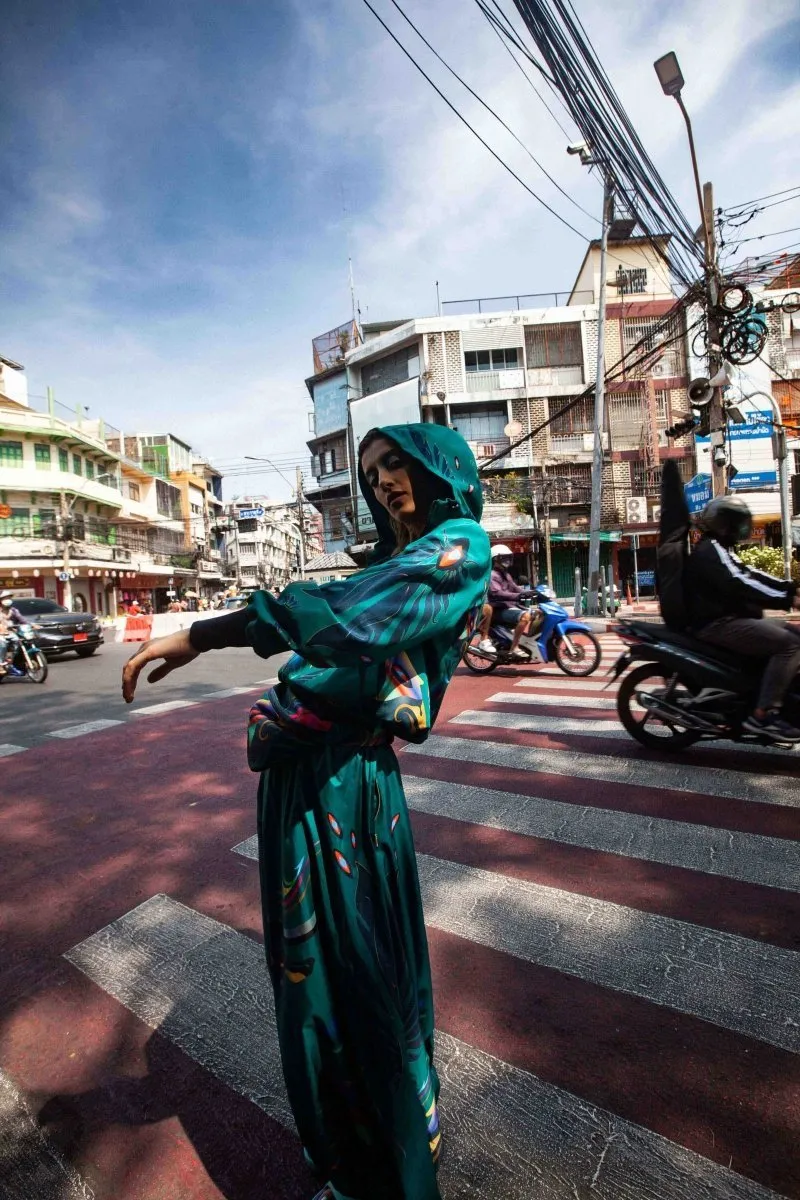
[653,52,707,262]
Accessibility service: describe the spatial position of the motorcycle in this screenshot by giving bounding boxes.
[611,618,800,749]
[0,623,49,684]
[463,584,602,677]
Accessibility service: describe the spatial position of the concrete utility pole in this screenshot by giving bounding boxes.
[59,492,73,611]
[587,178,613,614]
[295,468,306,580]
[702,180,727,498]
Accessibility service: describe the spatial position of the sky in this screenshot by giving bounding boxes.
[2,0,798,500]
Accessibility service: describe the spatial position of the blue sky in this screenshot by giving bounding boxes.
[2,0,798,499]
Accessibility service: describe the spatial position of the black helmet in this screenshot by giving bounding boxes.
[697,496,753,547]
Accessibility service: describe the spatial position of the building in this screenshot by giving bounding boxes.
[224,498,322,590]
[0,358,229,613]
[304,234,695,593]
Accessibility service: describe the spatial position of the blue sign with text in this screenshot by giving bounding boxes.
[238,506,264,520]
[684,474,712,515]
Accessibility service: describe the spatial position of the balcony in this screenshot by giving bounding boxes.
[468,437,511,467]
[526,365,583,387]
[785,348,800,376]
[465,370,524,394]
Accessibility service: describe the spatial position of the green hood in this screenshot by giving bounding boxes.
[357,422,483,561]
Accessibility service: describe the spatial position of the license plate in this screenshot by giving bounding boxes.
[73,632,88,642]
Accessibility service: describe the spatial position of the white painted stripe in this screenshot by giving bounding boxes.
[200,686,256,700]
[414,854,800,1053]
[511,678,615,690]
[455,709,800,758]
[65,896,785,1200]
[0,1069,94,1200]
[129,699,196,717]
[474,692,618,710]
[47,719,123,739]
[405,735,800,809]
[253,676,280,686]
[403,776,800,894]
[0,743,27,757]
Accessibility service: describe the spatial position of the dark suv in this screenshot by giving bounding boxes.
[13,598,104,659]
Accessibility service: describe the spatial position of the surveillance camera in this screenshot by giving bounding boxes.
[713,447,726,467]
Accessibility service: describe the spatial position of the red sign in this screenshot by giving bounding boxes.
[0,504,11,519]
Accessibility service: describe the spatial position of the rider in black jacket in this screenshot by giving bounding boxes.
[685,497,800,740]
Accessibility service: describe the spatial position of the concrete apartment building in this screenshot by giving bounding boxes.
[305,235,696,593]
[0,357,229,612]
[222,498,324,591]
[305,240,800,592]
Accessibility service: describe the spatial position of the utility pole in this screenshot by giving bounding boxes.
[59,491,73,610]
[587,178,613,614]
[295,467,306,580]
[703,181,727,498]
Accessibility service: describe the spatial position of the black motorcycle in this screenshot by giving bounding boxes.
[611,618,800,750]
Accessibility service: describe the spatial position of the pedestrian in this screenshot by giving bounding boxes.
[122,423,490,1200]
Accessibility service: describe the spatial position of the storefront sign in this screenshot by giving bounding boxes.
[238,506,265,520]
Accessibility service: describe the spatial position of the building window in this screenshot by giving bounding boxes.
[73,454,83,476]
[549,394,594,439]
[360,344,420,397]
[34,443,52,470]
[127,482,140,501]
[0,441,24,467]
[616,267,648,295]
[34,508,57,538]
[238,517,258,533]
[0,506,30,535]
[85,459,95,480]
[240,564,258,579]
[449,404,507,443]
[58,448,69,471]
[155,478,182,520]
[525,324,583,369]
[621,315,686,377]
[464,348,520,372]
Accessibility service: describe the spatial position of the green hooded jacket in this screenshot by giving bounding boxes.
[243,422,491,743]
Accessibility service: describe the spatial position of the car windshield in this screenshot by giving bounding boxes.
[14,598,68,615]
[224,597,247,609]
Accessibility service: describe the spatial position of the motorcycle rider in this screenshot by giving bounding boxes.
[0,591,24,676]
[685,497,800,740]
[476,545,534,660]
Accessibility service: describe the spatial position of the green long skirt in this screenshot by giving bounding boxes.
[257,741,442,1200]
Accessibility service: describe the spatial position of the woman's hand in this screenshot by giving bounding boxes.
[122,629,199,704]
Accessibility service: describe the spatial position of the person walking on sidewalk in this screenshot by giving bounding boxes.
[122,424,490,1200]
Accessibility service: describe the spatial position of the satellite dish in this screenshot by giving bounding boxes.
[504,420,523,438]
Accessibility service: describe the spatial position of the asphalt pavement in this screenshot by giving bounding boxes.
[0,639,290,750]
[1,631,798,1200]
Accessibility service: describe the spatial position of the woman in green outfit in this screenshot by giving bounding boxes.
[122,423,491,1200]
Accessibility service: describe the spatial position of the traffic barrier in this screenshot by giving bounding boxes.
[122,614,154,642]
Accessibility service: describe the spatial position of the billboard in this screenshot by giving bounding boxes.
[695,405,777,491]
[349,378,421,538]
[312,372,348,438]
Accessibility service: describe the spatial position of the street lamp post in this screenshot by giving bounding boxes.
[654,51,726,498]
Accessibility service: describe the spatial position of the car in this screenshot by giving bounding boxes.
[222,595,249,610]
[12,598,104,659]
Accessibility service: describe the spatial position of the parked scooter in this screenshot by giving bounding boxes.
[463,584,602,676]
[611,618,800,749]
[0,624,48,684]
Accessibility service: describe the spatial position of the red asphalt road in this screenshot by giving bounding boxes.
[1,665,799,1199]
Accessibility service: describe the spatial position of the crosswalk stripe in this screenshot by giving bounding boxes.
[405,734,800,809]
[129,699,196,717]
[457,707,800,758]
[231,838,800,1051]
[511,677,616,690]
[0,743,27,757]
[47,719,123,739]
[480,692,619,709]
[402,776,800,894]
[64,895,786,1200]
[200,686,257,699]
[0,1069,92,1200]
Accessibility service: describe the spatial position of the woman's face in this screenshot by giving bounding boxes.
[361,436,430,530]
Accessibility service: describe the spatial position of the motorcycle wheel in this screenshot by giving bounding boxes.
[26,652,49,684]
[462,632,499,674]
[617,664,702,751]
[553,630,601,676]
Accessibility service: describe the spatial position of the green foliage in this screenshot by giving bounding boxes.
[737,545,785,577]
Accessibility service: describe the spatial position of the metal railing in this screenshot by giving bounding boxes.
[443,290,594,315]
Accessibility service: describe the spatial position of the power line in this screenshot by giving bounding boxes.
[722,183,800,213]
[385,0,598,224]
[358,0,590,240]
[725,224,800,248]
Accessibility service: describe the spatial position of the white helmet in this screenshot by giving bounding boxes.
[491,544,513,559]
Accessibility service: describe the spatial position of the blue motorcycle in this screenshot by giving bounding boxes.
[463,584,602,677]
